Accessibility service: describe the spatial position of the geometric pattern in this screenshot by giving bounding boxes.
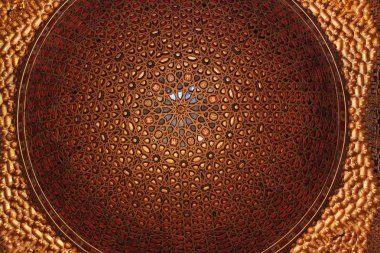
[0,0,378,253]
[18,0,345,252]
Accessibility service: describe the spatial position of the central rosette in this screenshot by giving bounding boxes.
[132,72,230,150]
[18,0,344,251]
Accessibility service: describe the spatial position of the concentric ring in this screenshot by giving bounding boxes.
[17,0,347,252]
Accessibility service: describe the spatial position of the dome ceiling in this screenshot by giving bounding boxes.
[16,0,346,252]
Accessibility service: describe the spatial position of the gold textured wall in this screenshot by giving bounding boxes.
[0,0,378,252]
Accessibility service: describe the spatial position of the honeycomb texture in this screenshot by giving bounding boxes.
[0,1,75,252]
[290,0,379,252]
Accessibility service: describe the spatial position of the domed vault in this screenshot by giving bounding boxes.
[17,0,346,252]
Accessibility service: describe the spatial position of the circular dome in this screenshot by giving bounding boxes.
[17,0,346,252]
